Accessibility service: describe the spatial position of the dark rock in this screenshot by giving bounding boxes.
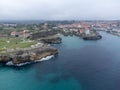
[12,54,30,64]
[0,55,10,63]
[83,35,102,40]
[40,37,62,44]
[31,30,58,40]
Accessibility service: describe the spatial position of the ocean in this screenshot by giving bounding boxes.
[0,32,120,90]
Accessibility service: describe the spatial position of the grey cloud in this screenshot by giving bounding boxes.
[0,0,120,20]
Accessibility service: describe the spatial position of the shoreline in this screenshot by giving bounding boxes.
[6,55,54,66]
[0,30,62,67]
[0,45,58,66]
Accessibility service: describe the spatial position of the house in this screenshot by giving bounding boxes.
[23,30,29,33]
[11,31,19,36]
[23,30,30,38]
[11,30,30,38]
[79,28,85,34]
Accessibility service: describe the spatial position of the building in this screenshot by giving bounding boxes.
[11,31,19,36]
[85,29,90,35]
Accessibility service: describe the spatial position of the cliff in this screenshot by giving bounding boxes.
[0,46,58,66]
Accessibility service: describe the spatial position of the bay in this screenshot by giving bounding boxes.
[0,32,120,90]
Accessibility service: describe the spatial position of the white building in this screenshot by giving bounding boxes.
[85,29,90,35]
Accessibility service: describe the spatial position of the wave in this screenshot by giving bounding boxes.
[6,55,54,66]
[6,61,14,66]
[35,55,54,62]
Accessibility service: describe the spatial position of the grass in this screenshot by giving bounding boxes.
[0,37,37,53]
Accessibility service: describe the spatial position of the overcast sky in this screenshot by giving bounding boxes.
[0,0,120,20]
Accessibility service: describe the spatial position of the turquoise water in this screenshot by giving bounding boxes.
[1,32,120,90]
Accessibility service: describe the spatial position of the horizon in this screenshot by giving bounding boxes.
[0,19,119,24]
[0,19,120,21]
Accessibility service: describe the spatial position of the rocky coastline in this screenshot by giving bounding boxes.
[82,32,102,40]
[58,29,102,40]
[0,46,58,66]
[0,29,102,67]
[0,30,62,66]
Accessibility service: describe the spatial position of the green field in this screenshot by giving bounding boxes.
[0,37,37,53]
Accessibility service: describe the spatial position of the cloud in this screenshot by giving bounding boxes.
[0,0,120,20]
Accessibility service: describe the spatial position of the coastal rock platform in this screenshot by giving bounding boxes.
[0,46,58,66]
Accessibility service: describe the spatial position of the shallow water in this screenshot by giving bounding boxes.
[0,32,120,90]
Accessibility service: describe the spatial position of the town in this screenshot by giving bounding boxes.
[1,20,120,52]
[0,20,120,39]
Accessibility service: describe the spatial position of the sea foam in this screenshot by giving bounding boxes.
[35,55,54,62]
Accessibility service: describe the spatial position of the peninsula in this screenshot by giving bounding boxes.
[0,29,62,66]
[0,21,103,66]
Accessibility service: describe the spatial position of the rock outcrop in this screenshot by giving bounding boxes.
[40,37,62,44]
[0,55,11,63]
[82,35,102,40]
[0,46,58,66]
[82,31,102,40]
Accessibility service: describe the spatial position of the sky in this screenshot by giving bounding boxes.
[0,0,120,20]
